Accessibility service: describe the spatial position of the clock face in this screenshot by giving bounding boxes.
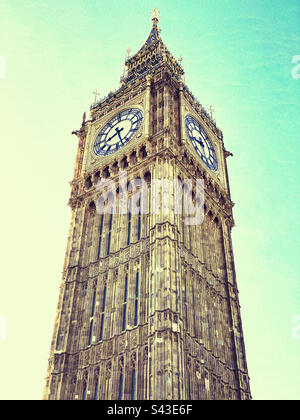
[185,115,218,171]
[94,108,144,156]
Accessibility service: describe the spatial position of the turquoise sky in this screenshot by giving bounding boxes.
[0,0,299,400]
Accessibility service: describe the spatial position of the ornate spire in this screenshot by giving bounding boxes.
[120,9,184,86]
[140,9,161,52]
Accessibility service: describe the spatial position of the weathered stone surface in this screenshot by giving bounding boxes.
[44,18,251,401]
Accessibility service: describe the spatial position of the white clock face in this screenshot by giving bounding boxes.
[94,108,143,156]
[185,115,218,171]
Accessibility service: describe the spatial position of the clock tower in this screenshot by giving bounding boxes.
[44,11,251,400]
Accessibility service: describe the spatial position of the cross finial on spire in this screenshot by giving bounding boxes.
[151,8,160,24]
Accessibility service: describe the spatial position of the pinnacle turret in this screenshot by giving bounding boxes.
[121,9,184,86]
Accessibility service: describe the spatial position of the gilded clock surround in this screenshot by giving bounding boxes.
[44,12,251,401]
[93,108,144,157]
[185,114,218,172]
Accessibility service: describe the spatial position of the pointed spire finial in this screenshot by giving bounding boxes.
[178,55,185,82]
[126,48,131,58]
[151,8,160,24]
[92,88,99,104]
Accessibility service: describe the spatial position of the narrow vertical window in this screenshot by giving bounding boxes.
[149,357,152,398]
[99,285,106,341]
[184,276,188,331]
[211,377,216,400]
[118,372,123,400]
[191,282,196,337]
[94,380,98,400]
[91,291,96,317]
[189,224,192,252]
[137,193,141,241]
[127,197,132,245]
[187,371,191,400]
[122,275,128,331]
[97,214,104,260]
[134,271,139,326]
[107,212,113,255]
[88,319,93,345]
[88,290,96,346]
[131,369,136,400]
[82,383,87,400]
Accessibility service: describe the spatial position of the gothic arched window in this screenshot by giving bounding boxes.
[134,271,139,326]
[122,275,128,331]
[127,197,132,246]
[97,214,104,260]
[131,369,136,400]
[99,285,106,341]
[107,212,113,255]
[118,372,123,400]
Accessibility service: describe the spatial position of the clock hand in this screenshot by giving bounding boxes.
[193,136,204,148]
[108,127,124,142]
[116,127,124,143]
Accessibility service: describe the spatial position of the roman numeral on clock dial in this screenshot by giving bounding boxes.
[185,115,218,171]
[94,109,144,156]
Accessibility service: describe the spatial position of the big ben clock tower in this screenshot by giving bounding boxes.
[44,10,251,400]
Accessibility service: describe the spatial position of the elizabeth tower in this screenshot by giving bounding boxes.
[44,12,251,400]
